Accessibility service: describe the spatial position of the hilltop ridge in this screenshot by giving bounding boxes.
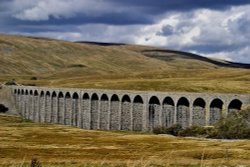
[0,34,249,93]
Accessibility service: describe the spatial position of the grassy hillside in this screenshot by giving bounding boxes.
[0,34,249,93]
[0,114,250,167]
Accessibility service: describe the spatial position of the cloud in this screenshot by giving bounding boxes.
[3,0,250,24]
[11,24,140,43]
[133,5,250,63]
[13,0,111,21]
[0,0,250,63]
[156,25,174,36]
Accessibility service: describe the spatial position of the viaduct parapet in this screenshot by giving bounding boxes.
[2,85,250,131]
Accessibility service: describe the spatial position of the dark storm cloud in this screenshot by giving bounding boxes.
[1,0,250,26]
[110,0,250,13]
[0,0,250,63]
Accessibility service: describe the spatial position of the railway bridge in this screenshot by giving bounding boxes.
[2,86,250,131]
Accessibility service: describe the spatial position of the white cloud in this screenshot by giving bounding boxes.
[133,5,250,63]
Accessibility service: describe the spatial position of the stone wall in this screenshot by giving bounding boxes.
[7,85,250,131]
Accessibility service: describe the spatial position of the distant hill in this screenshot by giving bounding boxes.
[0,34,249,93]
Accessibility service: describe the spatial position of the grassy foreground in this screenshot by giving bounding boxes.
[0,114,250,167]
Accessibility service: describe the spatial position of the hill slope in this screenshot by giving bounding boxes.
[0,34,249,93]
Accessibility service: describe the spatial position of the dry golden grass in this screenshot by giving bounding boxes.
[0,114,250,167]
[0,34,250,94]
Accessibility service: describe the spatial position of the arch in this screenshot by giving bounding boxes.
[20,89,25,117]
[28,90,34,120]
[16,89,21,114]
[52,91,57,98]
[39,91,45,122]
[46,91,50,96]
[14,89,17,94]
[209,98,223,125]
[100,94,109,130]
[163,97,174,106]
[177,97,190,128]
[133,95,143,103]
[65,92,71,98]
[132,95,143,131]
[58,92,64,124]
[65,92,72,125]
[24,90,29,119]
[111,94,119,101]
[228,99,242,113]
[90,93,99,129]
[0,104,8,113]
[101,94,108,101]
[51,91,57,123]
[110,94,120,130]
[34,90,38,96]
[91,93,98,100]
[58,92,64,98]
[192,98,206,126]
[83,93,89,99]
[81,93,90,129]
[177,97,189,106]
[73,92,79,99]
[33,90,39,122]
[45,91,51,123]
[121,95,132,130]
[149,96,160,105]
[162,97,175,127]
[72,92,80,127]
[122,95,131,102]
[40,91,44,97]
[148,96,161,131]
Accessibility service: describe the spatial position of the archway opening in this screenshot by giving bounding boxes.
[121,95,131,130]
[177,97,190,128]
[162,97,174,127]
[228,99,242,113]
[101,94,108,101]
[81,93,90,129]
[90,93,99,129]
[0,104,8,113]
[83,93,89,99]
[39,91,45,122]
[110,94,120,130]
[133,95,143,131]
[65,92,71,125]
[72,92,79,127]
[149,96,160,130]
[34,90,38,96]
[209,98,223,125]
[33,90,39,122]
[100,94,109,130]
[192,98,206,126]
[58,92,64,124]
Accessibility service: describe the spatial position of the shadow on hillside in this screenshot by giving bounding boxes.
[76,41,125,46]
[143,49,250,69]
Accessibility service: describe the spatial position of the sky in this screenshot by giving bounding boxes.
[1,0,250,63]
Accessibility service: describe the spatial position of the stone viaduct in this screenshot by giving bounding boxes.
[1,85,250,131]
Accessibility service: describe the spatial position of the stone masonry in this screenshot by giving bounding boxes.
[2,85,250,132]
